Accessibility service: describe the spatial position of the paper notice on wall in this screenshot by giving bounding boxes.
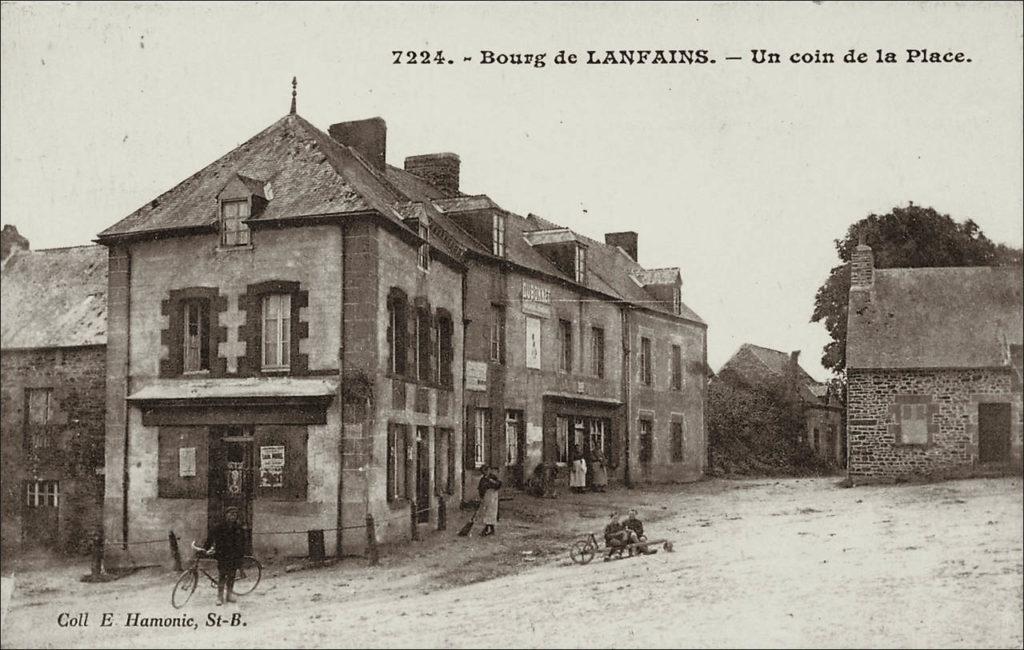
[179,447,196,477]
[259,445,285,488]
[466,360,488,391]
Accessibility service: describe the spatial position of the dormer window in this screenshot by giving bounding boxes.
[574,244,587,283]
[221,199,251,247]
[492,213,506,257]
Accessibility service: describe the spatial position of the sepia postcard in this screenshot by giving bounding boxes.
[1,2,1021,648]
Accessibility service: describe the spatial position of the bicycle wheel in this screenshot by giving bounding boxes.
[171,569,198,608]
[232,556,262,595]
[569,540,595,565]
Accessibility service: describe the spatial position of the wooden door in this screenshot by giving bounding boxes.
[208,428,254,553]
[978,403,1011,463]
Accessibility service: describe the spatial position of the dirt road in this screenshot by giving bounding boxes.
[2,477,1021,648]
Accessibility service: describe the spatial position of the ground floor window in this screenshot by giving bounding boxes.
[555,416,571,465]
[671,421,683,463]
[505,411,523,466]
[639,419,653,465]
[588,419,606,458]
[25,480,58,508]
[473,408,489,468]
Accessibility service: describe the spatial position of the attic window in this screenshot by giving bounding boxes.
[574,245,587,283]
[221,199,251,247]
[492,213,506,257]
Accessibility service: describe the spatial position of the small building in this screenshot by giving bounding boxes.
[96,108,465,562]
[717,344,843,464]
[1,231,107,558]
[375,151,709,492]
[845,244,1023,481]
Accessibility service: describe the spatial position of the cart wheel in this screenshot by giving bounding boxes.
[663,541,674,552]
[570,540,596,565]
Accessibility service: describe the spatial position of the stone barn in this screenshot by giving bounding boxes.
[845,243,1023,481]
[1,233,107,559]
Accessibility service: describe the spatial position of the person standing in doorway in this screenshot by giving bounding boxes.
[570,446,588,494]
[204,506,247,605]
[477,466,502,536]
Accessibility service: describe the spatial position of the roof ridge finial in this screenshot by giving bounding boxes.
[290,76,297,115]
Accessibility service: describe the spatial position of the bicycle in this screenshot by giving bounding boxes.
[569,532,673,565]
[171,541,263,608]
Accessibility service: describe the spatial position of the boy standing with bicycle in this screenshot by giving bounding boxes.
[204,506,247,605]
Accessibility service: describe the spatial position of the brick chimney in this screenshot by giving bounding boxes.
[404,153,460,195]
[605,231,638,262]
[1,224,29,262]
[328,117,387,170]
[850,243,874,289]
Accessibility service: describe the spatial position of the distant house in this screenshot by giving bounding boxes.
[717,343,843,465]
[0,231,107,558]
[845,243,1023,481]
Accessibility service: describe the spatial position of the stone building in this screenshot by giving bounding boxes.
[717,344,844,465]
[1,233,107,558]
[95,107,465,562]
[845,243,1023,481]
[371,139,708,492]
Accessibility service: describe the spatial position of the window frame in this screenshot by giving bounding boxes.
[220,198,252,247]
[473,408,490,468]
[638,418,653,465]
[898,403,930,445]
[671,421,684,463]
[261,293,292,371]
[25,480,59,508]
[574,244,587,283]
[670,344,682,390]
[555,415,571,465]
[24,387,55,449]
[591,326,605,378]
[182,299,211,373]
[492,213,506,257]
[387,423,408,503]
[640,337,653,386]
[417,222,430,271]
[415,308,432,382]
[490,305,506,364]
[387,291,409,376]
[559,319,573,373]
[504,410,523,467]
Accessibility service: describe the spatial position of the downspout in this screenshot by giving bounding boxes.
[336,227,345,558]
[460,271,469,505]
[121,247,132,550]
[620,305,633,488]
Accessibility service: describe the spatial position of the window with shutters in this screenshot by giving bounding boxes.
[437,312,454,388]
[387,423,408,502]
[899,403,929,445]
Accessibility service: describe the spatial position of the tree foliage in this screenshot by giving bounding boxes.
[811,204,1022,374]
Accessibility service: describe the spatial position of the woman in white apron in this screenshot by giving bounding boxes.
[477,466,502,536]
[570,447,587,493]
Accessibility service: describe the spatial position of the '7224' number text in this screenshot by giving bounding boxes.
[392,50,452,64]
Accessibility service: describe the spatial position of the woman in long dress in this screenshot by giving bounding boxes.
[477,465,502,536]
[590,449,608,492]
[570,447,588,493]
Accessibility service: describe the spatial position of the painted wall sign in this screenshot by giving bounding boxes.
[526,317,542,369]
[178,447,196,477]
[522,281,552,318]
[466,360,488,391]
[259,445,285,488]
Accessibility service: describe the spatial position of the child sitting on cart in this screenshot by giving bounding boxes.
[603,513,639,560]
[624,508,657,555]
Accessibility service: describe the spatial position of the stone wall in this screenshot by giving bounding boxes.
[1,346,106,559]
[847,368,1023,481]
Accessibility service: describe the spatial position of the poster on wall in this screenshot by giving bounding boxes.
[259,445,285,488]
[466,360,488,391]
[178,447,196,477]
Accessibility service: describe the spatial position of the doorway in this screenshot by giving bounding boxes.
[504,410,525,488]
[978,403,1012,464]
[415,427,430,523]
[208,426,254,553]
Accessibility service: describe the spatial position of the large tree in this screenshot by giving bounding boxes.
[811,203,1021,374]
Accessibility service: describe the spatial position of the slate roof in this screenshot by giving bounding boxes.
[847,265,1023,370]
[1,245,107,349]
[98,114,407,240]
[718,343,824,405]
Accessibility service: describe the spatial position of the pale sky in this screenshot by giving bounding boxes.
[2,1,1022,380]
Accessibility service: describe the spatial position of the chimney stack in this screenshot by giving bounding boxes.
[328,117,387,170]
[850,243,874,289]
[404,153,460,196]
[605,231,638,262]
